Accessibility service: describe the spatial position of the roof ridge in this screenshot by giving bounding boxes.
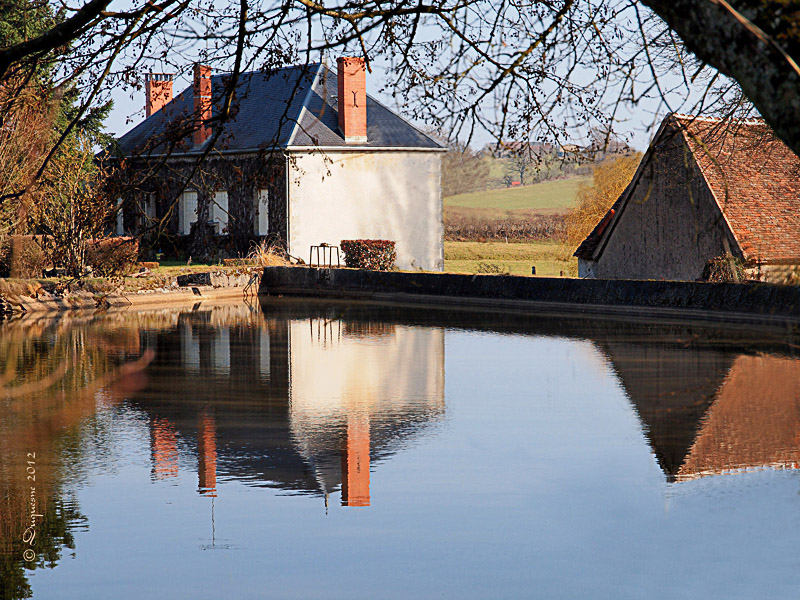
[287,62,324,147]
[671,113,766,126]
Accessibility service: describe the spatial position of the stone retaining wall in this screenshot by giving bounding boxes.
[259,267,800,322]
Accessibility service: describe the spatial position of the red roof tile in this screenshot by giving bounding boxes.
[675,115,800,263]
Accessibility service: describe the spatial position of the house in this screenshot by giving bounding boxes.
[574,114,800,282]
[112,58,445,270]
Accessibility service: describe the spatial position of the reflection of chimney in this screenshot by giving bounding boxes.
[151,418,179,479]
[193,64,212,147]
[337,57,367,144]
[341,414,370,507]
[197,412,217,497]
[145,73,174,118]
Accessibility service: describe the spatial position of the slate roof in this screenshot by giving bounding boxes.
[575,114,800,264]
[116,63,442,156]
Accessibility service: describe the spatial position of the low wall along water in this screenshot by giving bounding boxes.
[259,266,800,323]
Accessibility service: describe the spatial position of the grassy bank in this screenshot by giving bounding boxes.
[444,241,576,277]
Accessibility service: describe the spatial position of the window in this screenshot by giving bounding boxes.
[138,194,156,229]
[211,190,228,233]
[179,191,198,235]
[255,188,269,235]
[115,198,125,236]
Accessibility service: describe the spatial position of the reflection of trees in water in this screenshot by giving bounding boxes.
[0,487,86,600]
[0,313,152,600]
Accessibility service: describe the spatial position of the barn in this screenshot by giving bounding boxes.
[575,114,800,282]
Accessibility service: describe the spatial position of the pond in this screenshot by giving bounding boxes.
[1,299,800,599]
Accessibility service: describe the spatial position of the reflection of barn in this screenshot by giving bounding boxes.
[597,337,800,482]
[129,304,445,506]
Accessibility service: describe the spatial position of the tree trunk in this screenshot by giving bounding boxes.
[642,0,800,155]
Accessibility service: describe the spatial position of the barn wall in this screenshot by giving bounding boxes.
[592,126,739,281]
[287,150,443,271]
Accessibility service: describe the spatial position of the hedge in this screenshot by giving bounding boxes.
[85,237,139,277]
[1,235,139,278]
[0,236,47,278]
[340,239,396,270]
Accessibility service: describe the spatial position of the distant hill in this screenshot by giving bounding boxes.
[444,176,589,216]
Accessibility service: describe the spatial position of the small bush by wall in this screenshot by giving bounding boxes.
[85,237,139,277]
[340,240,396,270]
[476,262,510,275]
[703,255,746,283]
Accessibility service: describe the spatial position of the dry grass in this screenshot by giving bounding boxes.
[247,240,290,267]
[444,241,577,277]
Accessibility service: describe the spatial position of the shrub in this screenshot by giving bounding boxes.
[85,237,139,277]
[0,235,48,278]
[444,213,565,242]
[702,255,746,283]
[476,261,509,274]
[340,240,396,270]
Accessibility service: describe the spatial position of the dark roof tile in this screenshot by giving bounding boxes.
[117,63,441,156]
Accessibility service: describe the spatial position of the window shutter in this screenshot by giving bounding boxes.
[256,189,269,235]
[213,191,228,233]
[116,199,124,235]
[181,191,198,235]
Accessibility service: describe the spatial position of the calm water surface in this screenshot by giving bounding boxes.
[1,299,800,599]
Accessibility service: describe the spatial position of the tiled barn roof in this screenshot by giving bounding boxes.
[575,114,800,264]
[116,63,441,156]
[677,115,800,263]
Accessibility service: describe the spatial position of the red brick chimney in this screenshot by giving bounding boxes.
[193,64,212,147]
[145,73,173,118]
[337,57,367,143]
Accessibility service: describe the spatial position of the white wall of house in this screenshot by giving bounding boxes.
[287,150,444,271]
[577,258,596,279]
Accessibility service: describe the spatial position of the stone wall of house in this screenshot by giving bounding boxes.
[286,150,443,271]
[589,124,740,281]
[118,153,287,260]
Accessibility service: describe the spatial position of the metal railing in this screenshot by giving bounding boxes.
[309,243,340,268]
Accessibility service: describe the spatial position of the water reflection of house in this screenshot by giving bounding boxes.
[675,355,800,481]
[151,418,179,479]
[600,339,800,481]
[288,318,445,506]
[134,306,445,507]
[197,413,217,496]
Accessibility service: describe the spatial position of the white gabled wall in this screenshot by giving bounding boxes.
[287,150,443,271]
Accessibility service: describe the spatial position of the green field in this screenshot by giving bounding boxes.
[444,241,577,277]
[445,176,588,215]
